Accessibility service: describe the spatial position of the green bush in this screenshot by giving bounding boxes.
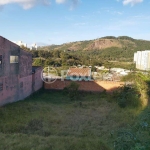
[64,82,80,100]
[113,86,141,108]
[114,129,136,150]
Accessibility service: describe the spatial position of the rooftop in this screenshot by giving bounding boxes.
[67,68,91,77]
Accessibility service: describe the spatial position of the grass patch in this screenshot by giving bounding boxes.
[0,133,109,150]
[0,90,149,150]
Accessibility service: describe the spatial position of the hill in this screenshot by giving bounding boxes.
[39,36,150,52]
[35,36,150,63]
[30,36,150,67]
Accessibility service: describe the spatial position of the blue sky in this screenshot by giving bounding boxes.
[0,0,150,46]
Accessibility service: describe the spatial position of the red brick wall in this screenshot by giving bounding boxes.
[44,79,124,92]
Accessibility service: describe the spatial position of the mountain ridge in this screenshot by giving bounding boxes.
[39,36,150,52]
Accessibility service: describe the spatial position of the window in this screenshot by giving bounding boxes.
[0,83,3,91]
[10,56,18,63]
[0,55,2,65]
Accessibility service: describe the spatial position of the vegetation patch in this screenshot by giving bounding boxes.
[0,72,150,150]
[63,82,80,100]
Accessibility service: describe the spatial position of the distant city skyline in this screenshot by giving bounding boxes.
[1,0,150,46]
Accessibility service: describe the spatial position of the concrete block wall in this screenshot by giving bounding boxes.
[0,75,19,106]
[0,75,33,105]
[0,36,20,76]
[32,67,43,92]
[0,36,43,106]
[19,75,33,100]
[19,50,32,78]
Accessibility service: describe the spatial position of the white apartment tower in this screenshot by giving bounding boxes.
[31,43,38,50]
[13,41,27,47]
[134,50,150,71]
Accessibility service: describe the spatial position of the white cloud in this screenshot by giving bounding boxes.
[0,0,79,10]
[55,0,80,10]
[55,0,66,4]
[0,0,50,9]
[123,0,143,6]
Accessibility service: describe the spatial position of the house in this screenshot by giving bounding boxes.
[0,36,43,106]
[66,68,92,81]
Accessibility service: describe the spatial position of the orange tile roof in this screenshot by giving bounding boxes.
[67,68,91,77]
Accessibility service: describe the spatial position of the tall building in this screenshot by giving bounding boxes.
[31,43,38,50]
[134,50,150,70]
[13,41,27,47]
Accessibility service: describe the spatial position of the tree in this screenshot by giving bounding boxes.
[60,52,69,66]
[33,58,44,66]
[20,45,30,52]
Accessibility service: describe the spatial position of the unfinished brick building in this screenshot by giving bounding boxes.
[0,36,43,106]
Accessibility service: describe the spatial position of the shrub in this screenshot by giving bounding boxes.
[113,86,141,108]
[65,82,80,100]
[114,129,136,150]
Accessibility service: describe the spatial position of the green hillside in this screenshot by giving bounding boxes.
[29,36,150,68]
[37,36,150,61]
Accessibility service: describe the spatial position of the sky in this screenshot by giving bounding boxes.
[0,0,150,46]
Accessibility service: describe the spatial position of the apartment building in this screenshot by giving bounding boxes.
[134,50,150,70]
[13,41,27,47]
[0,36,43,106]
